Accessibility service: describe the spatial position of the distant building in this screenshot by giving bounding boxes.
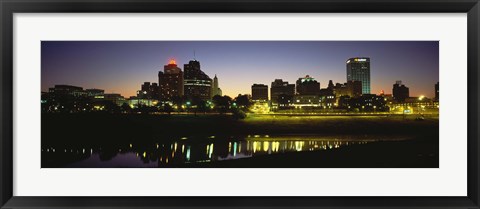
[251,84,268,101]
[327,80,335,90]
[349,94,388,112]
[270,79,295,108]
[296,75,320,95]
[347,57,370,94]
[183,60,212,100]
[104,93,126,106]
[293,95,320,108]
[435,82,439,101]
[159,59,184,101]
[85,88,105,98]
[212,75,222,97]
[137,82,159,99]
[333,80,362,98]
[392,81,410,102]
[48,85,86,97]
[127,96,158,108]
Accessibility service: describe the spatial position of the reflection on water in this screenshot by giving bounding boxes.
[42,135,396,168]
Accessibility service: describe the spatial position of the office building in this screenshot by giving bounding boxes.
[270,79,295,107]
[137,82,159,99]
[251,84,268,101]
[347,57,371,94]
[435,82,439,101]
[158,59,184,101]
[183,59,212,100]
[85,89,105,98]
[392,81,410,102]
[104,93,126,106]
[333,80,362,98]
[48,85,86,97]
[296,75,320,95]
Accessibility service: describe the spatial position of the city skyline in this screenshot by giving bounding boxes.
[42,41,439,98]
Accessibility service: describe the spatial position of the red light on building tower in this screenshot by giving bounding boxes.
[168,59,176,65]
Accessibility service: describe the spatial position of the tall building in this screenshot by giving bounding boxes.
[183,59,212,100]
[270,79,295,107]
[347,57,371,94]
[435,82,439,101]
[212,75,222,97]
[251,84,268,101]
[296,75,320,95]
[392,81,409,102]
[158,59,184,101]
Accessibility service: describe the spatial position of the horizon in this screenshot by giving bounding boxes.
[41,41,439,98]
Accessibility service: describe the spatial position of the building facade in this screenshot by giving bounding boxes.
[346,57,371,94]
[392,80,410,102]
[137,82,159,99]
[251,84,268,101]
[296,75,320,95]
[183,60,212,100]
[333,80,362,98]
[270,79,295,107]
[158,59,184,101]
[211,75,222,97]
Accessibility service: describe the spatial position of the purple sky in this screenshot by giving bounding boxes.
[41,41,439,98]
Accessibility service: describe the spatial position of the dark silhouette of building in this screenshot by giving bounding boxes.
[48,85,86,97]
[333,80,362,98]
[251,84,268,101]
[349,94,388,112]
[296,75,320,95]
[183,60,212,100]
[270,79,295,107]
[212,75,222,97]
[435,82,439,101]
[347,57,370,94]
[85,88,104,98]
[158,59,184,101]
[104,93,126,106]
[327,80,335,90]
[393,80,409,102]
[137,82,159,99]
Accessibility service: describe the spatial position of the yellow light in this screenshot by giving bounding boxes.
[263,141,269,152]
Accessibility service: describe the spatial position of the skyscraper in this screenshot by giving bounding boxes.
[183,59,212,100]
[347,57,371,94]
[251,84,268,101]
[158,59,184,101]
[392,80,409,102]
[435,82,439,101]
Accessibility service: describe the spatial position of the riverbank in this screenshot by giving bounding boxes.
[42,113,438,146]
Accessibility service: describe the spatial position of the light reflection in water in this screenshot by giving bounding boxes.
[42,135,385,168]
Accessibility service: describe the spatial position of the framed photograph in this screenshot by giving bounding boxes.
[1,0,479,208]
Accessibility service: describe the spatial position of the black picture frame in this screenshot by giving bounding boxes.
[1,0,479,208]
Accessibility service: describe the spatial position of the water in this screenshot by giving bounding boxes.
[41,135,407,168]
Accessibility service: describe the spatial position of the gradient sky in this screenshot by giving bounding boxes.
[41,41,439,98]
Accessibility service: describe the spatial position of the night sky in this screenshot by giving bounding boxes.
[41,41,439,98]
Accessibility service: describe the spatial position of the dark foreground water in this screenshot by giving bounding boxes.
[41,135,416,168]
